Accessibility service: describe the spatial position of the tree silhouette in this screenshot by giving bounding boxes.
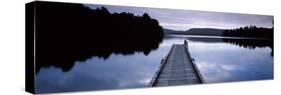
[28,1,164,73]
[223,25,273,39]
[222,25,273,56]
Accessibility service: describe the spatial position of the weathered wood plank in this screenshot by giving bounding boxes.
[149,41,204,86]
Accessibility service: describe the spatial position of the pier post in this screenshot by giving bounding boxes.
[184,40,188,50]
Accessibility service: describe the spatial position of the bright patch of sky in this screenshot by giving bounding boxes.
[84,4,273,31]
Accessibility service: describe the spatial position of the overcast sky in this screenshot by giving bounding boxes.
[84,4,273,31]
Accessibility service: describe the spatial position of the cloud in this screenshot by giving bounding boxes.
[84,4,273,30]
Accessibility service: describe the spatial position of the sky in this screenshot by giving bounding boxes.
[84,4,273,31]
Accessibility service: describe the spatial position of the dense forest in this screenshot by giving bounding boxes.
[32,1,164,72]
[222,26,273,56]
[223,26,273,39]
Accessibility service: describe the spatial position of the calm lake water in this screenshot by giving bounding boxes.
[35,35,273,93]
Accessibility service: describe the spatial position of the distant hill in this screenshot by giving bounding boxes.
[164,28,225,36]
[163,28,184,34]
[184,28,225,36]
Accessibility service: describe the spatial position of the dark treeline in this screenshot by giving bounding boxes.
[222,26,273,56]
[223,26,273,39]
[34,1,164,73]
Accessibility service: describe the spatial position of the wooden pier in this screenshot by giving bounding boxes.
[149,40,204,86]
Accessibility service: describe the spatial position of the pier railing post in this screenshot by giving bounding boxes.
[184,40,188,50]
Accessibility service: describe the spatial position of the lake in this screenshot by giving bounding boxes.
[35,35,273,93]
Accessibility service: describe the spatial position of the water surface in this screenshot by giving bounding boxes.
[35,35,273,93]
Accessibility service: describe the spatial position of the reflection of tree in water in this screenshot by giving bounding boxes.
[222,25,273,56]
[34,1,164,73]
[223,39,273,56]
